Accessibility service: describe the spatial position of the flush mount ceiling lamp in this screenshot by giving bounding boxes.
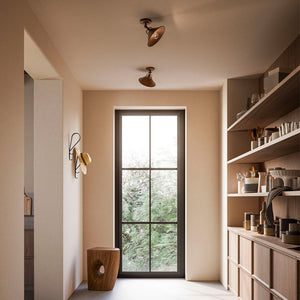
[140,18,165,47]
[139,67,156,87]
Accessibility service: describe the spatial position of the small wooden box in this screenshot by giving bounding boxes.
[264,72,289,93]
[24,194,32,216]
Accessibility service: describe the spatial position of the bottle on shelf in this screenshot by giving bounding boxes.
[265,169,271,192]
[260,201,266,225]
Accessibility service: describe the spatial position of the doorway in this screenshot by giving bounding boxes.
[115,110,185,277]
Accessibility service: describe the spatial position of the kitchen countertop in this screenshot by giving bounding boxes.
[228,226,300,259]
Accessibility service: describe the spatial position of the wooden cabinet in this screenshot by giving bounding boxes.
[228,260,238,296]
[240,268,252,300]
[24,230,34,257]
[228,227,300,300]
[253,243,270,286]
[272,251,297,300]
[24,258,34,286]
[253,280,270,300]
[24,227,34,288]
[240,236,252,273]
[229,231,238,264]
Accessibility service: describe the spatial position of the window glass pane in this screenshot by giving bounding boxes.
[122,224,149,272]
[151,224,177,272]
[122,170,149,222]
[151,116,177,168]
[151,170,177,222]
[122,116,149,168]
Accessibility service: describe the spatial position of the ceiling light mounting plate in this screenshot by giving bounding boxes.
[146,66,155,72]
[140,18,152,28]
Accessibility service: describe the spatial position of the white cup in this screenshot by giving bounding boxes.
[251,140,258,150]
[271,132,279,141]
[258,137,264,147]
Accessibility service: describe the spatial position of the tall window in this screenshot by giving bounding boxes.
[115,110,185,277]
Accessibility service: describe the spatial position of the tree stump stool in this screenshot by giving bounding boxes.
[87,247,120,291]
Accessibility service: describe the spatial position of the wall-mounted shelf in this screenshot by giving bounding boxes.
[228,128,300,164]
[227,66,300,132]
[228,191,300,197]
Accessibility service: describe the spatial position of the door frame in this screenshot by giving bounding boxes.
[115,109,185,278]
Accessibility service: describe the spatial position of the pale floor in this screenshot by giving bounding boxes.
[69,279,237,300]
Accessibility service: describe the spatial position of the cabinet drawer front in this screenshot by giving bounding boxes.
[240,236,252,273]
[254,243,270,286]
[240,268,252,300]
[25,257,34,286]
[271,295,282,300]
[24,230,34,257]
[229,260,238,296]
[272,251,297,300]
[229,231,238,263]
[253,279,270,300]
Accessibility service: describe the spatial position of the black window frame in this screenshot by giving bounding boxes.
[115,110,185,278]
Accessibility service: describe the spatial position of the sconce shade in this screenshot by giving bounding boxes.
[139,67,156,87]
[147,26,165,47]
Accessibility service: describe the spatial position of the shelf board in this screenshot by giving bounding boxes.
[228,66,300,132]
[228,191,300,197]
[227,128,300,164]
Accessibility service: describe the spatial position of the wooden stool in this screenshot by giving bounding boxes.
[87,247,120,291]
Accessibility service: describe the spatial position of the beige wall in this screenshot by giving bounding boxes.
[0,1,24,299]
[83,90,220,280]
[0,1,83,299]
[34,80,63,299]
[24,74,34,199]
[24,6,83,299]
[220,82,228,287]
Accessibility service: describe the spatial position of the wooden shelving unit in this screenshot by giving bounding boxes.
[224,38,300,300]
[228,128,300,164]
[228,66,300,132]
[228,191,300,197]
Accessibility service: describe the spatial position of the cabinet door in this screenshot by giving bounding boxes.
[272,251,297,300]
[229,231,238,264]
[240,236,252,273]
[24,230,34,257]
[271,295,282,300]
[253,279,270,300]
[240,268,252,300]
[24,257,34,286]
[253,243,270,286]
[229,260,239,296]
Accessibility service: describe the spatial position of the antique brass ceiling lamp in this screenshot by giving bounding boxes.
[140,18,165,47]
[138,67,156,87]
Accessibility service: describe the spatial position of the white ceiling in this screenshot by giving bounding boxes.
[27,0,299,90]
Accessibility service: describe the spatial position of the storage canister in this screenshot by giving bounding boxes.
[250,214,260,232]
[244,212,252,230]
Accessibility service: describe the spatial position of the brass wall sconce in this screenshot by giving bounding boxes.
[69,132,92,178]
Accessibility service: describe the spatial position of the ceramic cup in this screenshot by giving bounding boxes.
[271,132,279,141]
[251,140,258,150]
[258,137,264,147]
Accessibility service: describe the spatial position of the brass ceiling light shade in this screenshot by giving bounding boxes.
[140,18,165,47]
[139,67,156,87]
